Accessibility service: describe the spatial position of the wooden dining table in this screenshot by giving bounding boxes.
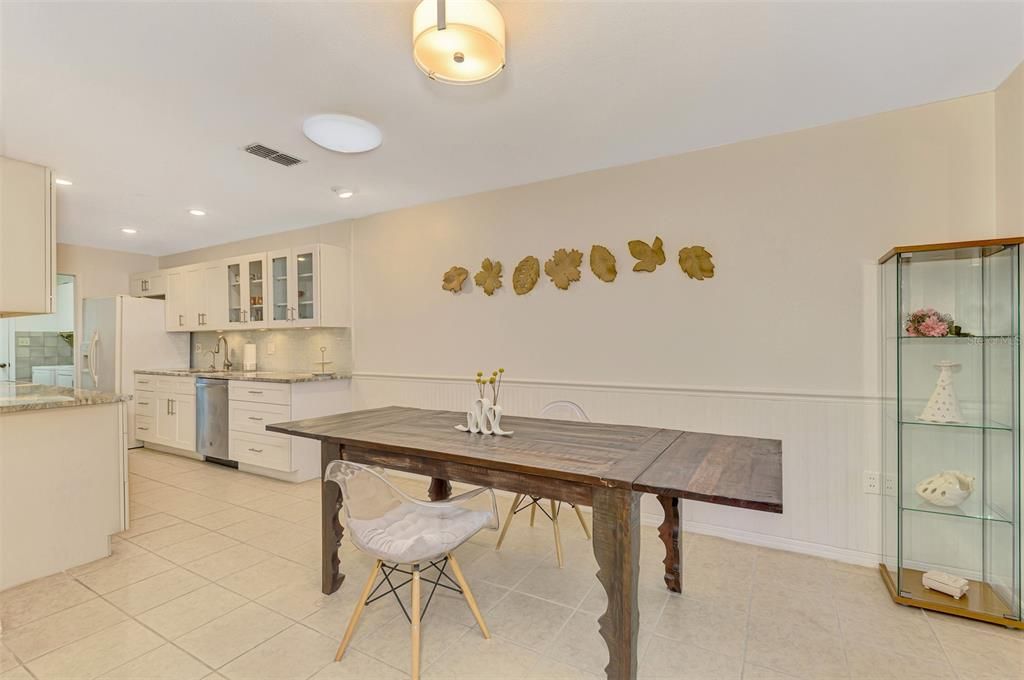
[269,406,783,679]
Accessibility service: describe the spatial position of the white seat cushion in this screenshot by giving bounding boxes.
[348,501,492,564]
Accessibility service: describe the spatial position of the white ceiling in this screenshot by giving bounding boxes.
[2,1,1022,256]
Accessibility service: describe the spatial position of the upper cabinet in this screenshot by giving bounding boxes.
[129,270,166,298]
[0,157,55,317]
[154,244,349,332]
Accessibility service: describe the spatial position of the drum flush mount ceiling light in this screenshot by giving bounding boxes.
[412,0,506,84]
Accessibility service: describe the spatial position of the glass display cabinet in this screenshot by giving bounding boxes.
[880,237,1022,628]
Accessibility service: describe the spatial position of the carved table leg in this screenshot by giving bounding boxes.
[428,478,452,501]
[592,486,641,680]
[657,495,682,593]
[321,442,345,595]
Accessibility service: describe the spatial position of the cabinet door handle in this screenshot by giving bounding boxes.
[138,426,149,431]
[247,416,264,421]
[178,314,184,327]
[171,399,176,415]
[138,379,149,385]
[247,390,263,395]
[248,447,263,454]
[138,400,149,406]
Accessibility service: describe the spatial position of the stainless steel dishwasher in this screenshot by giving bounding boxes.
[195,377,235,468]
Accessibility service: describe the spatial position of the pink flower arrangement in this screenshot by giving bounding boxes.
[905,308,954,337]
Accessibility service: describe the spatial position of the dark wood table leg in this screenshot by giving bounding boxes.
[428,477,452,501]
[592,486,641,680]
[321,442,345,595]
[657,495,682,593]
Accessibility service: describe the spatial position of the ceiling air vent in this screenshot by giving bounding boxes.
[244,143,305,167]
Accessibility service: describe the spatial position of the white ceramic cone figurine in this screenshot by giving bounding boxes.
[918,360,965,423]
[915,470,975,507]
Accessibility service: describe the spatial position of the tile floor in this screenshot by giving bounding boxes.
[1,448,1022,679]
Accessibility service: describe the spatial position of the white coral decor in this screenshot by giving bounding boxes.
[915,470,975,507]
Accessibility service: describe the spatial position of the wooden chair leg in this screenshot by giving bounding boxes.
[495,494,521,551]
[411,565,421,680]
[550,500,564,568]
[335,559,382,661]
[573,504,592,540]
[530,501,537,527]
[448,553,490,639]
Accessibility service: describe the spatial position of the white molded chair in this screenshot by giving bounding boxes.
[325,460,498,680]
[494,401,592,568]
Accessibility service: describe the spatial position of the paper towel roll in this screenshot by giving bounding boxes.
[243,343,257,371]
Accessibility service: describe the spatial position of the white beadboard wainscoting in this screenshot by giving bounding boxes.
[350,372,883,567]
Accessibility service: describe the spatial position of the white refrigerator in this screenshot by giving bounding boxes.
[81,296,190,448]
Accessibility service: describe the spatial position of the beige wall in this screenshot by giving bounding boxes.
[996,61,1024,237]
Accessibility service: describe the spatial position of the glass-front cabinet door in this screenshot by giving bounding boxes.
[268,248,292,327]
[267,246,319,327]
[295,246,318,324]
[225,254,267,328]
[880,238,1022,630]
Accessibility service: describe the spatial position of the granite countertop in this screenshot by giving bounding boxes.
[135,369,349,384]
[0,384,131,414]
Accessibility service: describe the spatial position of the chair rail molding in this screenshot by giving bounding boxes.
[350,371,885,568]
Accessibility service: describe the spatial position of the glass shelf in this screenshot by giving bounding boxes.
[902,500,1013,525]
[899,418,1014,432]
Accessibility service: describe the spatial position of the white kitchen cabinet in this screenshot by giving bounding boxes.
[164,268,188,331]
[267,244,349,328]
[129,271,166,298]
[224,253,267,329]
[183,261,227,331]
[0,157,55,317]
[135,375,196,454]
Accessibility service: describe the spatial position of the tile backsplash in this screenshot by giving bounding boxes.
[190,328,352,375]
[14,331,74,380]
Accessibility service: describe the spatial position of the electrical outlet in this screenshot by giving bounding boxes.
[267,342,275,355]
[863,471,880,494]
[17,337,30,347]
[884,474,897,495]
[195,343,202,352]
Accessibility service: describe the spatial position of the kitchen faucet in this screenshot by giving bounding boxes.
[215,335,233,371]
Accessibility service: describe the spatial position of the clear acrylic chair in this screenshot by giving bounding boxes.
[325,460,498,680]
[494,400,592,568]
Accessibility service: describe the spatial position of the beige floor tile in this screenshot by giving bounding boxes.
[205,484,278,506]
[167,496,237,521]
[462,549,547,589]
[639,635,743,679]
[929,615,1024,680]
[76,552,177,595]
[235,492,304,514]
[744,617,848,679]
[750,585,840,635]
[256,570,330,621]
[526,656,603,679]
[218,516,298,542]
[99,644,212,680]
[310,649,405,680]
[69,537,149,577]
[353,610,471,674]
[753,549,833,596]
[0,667,33,680]
[219,624,337,680]
[515,562,596,609]
[130,502,160,519]
[301,585,402,644]
[422,632,538,679]
[272,539,322,568]
[136,583,247,639]
[103,567,209,616]
[175,602,291,669]
[545,610,607,676]
[654,594,749,657]
[185,543,273,581]
[740,663,799,679]
[117,512,182,539]
[844,637,955,679]
[485,591,574,652]
[128,521,211,551]
[1,597,126,661]
[265,499,320,524]
[839,605,943,660]
[427,578,510,629]
[0,572,97,630]
[246,524,320,556]
[128,474,168,495]
[155,532,241,565]
[578,580,672,623]
[217,556,318,600]
[190,506,263,531]
[26,619,163,680]
[0,644,18,673]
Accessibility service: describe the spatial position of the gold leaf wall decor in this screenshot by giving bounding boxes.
[442,266,469,294]
[589,245,617,282]
[628,236,666,272]
[544,248,583,290]
[513,256,540,295]
[678,245,715,280]
[474,258,503,295]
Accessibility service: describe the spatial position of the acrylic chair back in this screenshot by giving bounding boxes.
[538,400,590,423]
[323,460,404,524]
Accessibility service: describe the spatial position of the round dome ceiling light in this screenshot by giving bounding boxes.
[303,114,382,154]
[332,187,356,199]
[412,0,505,85]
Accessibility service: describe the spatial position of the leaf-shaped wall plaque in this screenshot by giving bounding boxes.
[474,258,503,296]
[513,256,540,295]
[628,236,666,272]
[678,245,715,280]
[441,266,469,294]
[544,248,583,290]
[589,245,617,282]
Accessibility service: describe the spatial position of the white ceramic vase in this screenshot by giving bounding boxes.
[455,398,513,436]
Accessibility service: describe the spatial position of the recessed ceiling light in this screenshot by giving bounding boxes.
[303,114,382,153]
[120,228,137,234]
[55,178,73,186]
[331,186,356,199]
[188,209,206,216]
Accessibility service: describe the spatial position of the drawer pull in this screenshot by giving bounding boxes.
[247,390,264,395]
[138,426,149,431]
[138,401,149,406]
[138,380,150,384]
[247,447,263,453]
[248,416,264,421]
